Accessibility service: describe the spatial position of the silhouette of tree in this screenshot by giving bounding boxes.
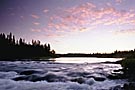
[13,35,15,45]
[47,44,50,52]
[19,38,23,45]
[51,50,55,54]
[37,40,40,45]
[0,32,56,59]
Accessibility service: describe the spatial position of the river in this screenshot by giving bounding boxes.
[0,57,127,90]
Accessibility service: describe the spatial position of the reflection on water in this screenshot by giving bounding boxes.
[49,57,122,64]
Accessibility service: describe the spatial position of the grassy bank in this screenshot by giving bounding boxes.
[121,58,135,81]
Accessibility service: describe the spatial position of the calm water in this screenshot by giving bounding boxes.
[51,57,122,63]
[0,57,127,90]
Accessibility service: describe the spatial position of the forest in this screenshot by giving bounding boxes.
[0,33,56,59]
[58,50,135,58]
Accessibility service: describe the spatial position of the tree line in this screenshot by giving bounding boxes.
[0,32,56,59]
[58,50,135,58]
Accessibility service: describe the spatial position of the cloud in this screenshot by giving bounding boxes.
[43,9,49,13]
[33,22,40,25]
[106,2,112,6]
[43,28,65,38]
[115,29,135,34]
[38,1,135,38]
[47,2,97,33]
[46,33,63,37]
[79,27,96,32]
[31,14,39,19]
[31,28,41,32]
[20,16,24,19]
[47,2,135,32]
[115,0,122,3]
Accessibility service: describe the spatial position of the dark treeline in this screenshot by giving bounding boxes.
[1,32,135,59]
[0,33,56,59]
[58,50,135,58]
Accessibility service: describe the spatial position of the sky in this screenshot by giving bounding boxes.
[0,0,135,54]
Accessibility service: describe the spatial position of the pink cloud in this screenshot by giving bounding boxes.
[20,16,24,19]
[115,0,122,3]
[129,20,135,25]
[46,33,63,37]
[43,9,49,13]
[44,1,135,37]
[115,29,135,34]
[43,28,64,38]
[31,28,41,32]
[33,22,40,25]
[106,2,112,6]
[79,27,96,32]
[31,14,39,19]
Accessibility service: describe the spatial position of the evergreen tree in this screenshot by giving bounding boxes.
[47,44,50,52]
[0,32,56,59]
[13,35,15,45]
[19,38,23,45]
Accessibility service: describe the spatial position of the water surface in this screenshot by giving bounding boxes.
[0,57,127,90]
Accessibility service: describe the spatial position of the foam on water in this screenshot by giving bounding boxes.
[0,71,17,79]
[0,79,92,90]
[0,78,127,90]
[0,58,127,90]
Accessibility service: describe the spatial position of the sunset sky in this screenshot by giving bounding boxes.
[0,0,135,54]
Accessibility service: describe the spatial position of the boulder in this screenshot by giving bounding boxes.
[107,74,125,80]
[42,73,67,82]
[71,77,85,84]
[12,76,29,81]
[28,74,43,82]
[13,74,43,82]
[93,77,106,81]
[67,72,90,77]
[19,70,43,75]
[113,69,124,72]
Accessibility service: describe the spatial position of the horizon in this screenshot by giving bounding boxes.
[1,32,134,54]
[0,0,135,54]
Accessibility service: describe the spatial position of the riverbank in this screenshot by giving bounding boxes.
[107,58,135,90]
[121,58,135,81]
[109,58,135,82]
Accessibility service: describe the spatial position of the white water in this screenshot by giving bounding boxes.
[0,58,127,90]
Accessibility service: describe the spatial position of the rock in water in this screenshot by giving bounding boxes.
[42,73,67,82]
[12,76,29,81]
[93,77,106,81]
[19,70,43,75]
[107,74,125,80]
[71,77,85,84]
